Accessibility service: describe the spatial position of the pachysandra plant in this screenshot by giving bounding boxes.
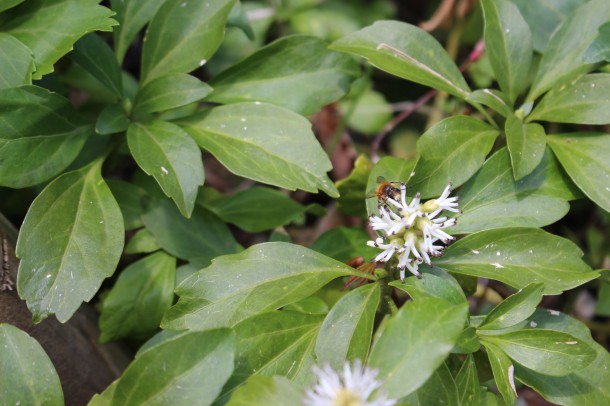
[0,0,609,405]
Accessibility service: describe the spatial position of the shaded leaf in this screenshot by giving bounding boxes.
[310,227,378,263]
[124,228,161,254]
[547,132,610,213]
[95,104,130,135]
[0,323,63,405]
[336,154,373,218]
[0,32,34,88]
[584,22,610,63]
[482,341,517,405]
[72,33,122,99]
[456,354,480,406]
[436,228,597,294]
[134,73,212,114]
[330,20,471,99]
[162,242,374,331]
[181,102,338,197]
[106,179,148,230]
[505,115,546,180]
[16,160,124,322]
[0,85,90,188]
[409,362,459,406]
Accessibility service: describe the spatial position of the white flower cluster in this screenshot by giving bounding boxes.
[367,183,459,282]
[304,360,396,406]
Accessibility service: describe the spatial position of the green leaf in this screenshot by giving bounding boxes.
[436,228,597,294]
[1,0,117,79]
[310,227,378,263]
[481,0,532,102]
[127,121,204,217]
[111,329,235,406]
[219,312,321,402]
[529,73,610,124]
[315,283,380,369]
[0,85,90,188]
[106,179,148,230]
[368,298,468,399]
[88,379,118,406]
[71,33,122,99]
[466,89,512,117]
[527,0,610,101]
[597,281,610,316]
[142,198,241,268]
[99,252,175,343]
[451,147,575,234]
[336,154,373,218]
[453,327,481,354]
[140,0,236,84]
[330,20,471,99]
[283,296,329,315]
[481,329,596,376]
[95,104,130,135]
[584,22,610,63]
[134,73,212,114]
[514,309,610,405]
[202,186,306,233]
[225,376,303,406]
[111,0,166,64]
[409,116,499,198]
[16,160,124,322]
[482,341,517,405]
[162,242,373,331]
[0,33,34,88]
[456,354,480,406]
[505,115,546,180]
[124,228,161,254]
[365,156,417,216]
[409,362,459,406]
[0,0,24,13]
[0,323,64,405]
[390,267,467,305]
[547,132,610,213]
[181,102,338,197]
[479,282,544,331]
[340,86,393,135]
[207,35,359,115]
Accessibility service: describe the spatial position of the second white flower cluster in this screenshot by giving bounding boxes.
[367,183,459,282]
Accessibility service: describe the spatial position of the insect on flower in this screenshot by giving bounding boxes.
[366,176,403,205]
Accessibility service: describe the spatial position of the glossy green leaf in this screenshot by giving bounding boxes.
[310,227,378,263]
[0,323,63,405]
[527,0,610,101]
[408,362,459,406]
[202,187,306,233]
[106,179,147,230]
[219,312,321,402]
[111,0,166,64]
[226,376,303,406]
[111,329,235,406]
[451,147,575,233]
[547,132,610,213]
[529,73,610,124]
[16,160,124,322]
[181,102,338,197]
[142,198,241,268]
[409,116,499,198]
[99,252,175,342]
[0,85,90,188]
[479,282,544,331]
[512,0,582,52]
[1,0,117,79]
[390,267,466,305]
[368,298,468,399]
[72,33,122,99]
[466,89,512,117]
[0,33,34,88]
[316,283,380,369]
[482,341,517,405]
[140,0,236,84]
[505,115,546,180]
[336,154,373,218]
[128,121,204,217]
[134,73,212,114]
[365,156,417,216]
[481,0,532,102]
[515,309,610,405]
[162,242,373,331]
[124,228,161,254]
[456,354,480,406]
[330,20,471,99]
[436,228,597,294]
[95,104,130,135]
[482,329,596,376]
[207,35,358,115]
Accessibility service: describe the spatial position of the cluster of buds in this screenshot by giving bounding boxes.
[367,183,459,282]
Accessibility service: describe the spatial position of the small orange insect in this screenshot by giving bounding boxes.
[367,176,402,204]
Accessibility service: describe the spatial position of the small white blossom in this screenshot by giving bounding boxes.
[304,360,396,406]
[367,183,459,282]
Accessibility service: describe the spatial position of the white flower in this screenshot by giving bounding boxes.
[367,184,459,282]
[304,360,396,406]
